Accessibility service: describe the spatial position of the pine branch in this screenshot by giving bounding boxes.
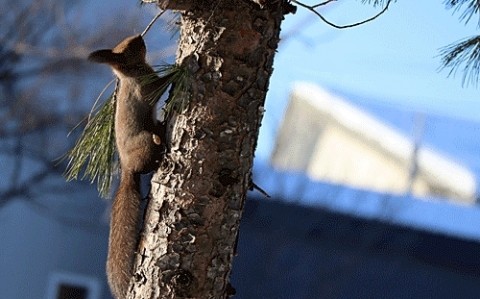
[64,92,117,198]
[141,64,183,105]
[360,0,393,7]
[163,65,191,116]
[440,35,480,87]
[444,0,480,27]
[64,64,187,198]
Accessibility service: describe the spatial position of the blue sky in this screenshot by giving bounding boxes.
[257,0,480,160]
[253,1,480,239]
[280,1,478,115]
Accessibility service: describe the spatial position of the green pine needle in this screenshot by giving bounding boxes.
[141,64,191,116]
[65,92,117,198]
[163,64,191,117]
[444,0,480,27]
[64,63,189,198]
[360,0,394,7]
[440,36,480,87]
[142,64,180,105]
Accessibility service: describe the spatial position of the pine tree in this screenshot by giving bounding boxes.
[441,0,480,86]
[127,1,287,298]
[67,0,480,297]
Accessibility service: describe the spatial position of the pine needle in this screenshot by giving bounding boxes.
[162,65,191,116]
[360,0,393,7]
[144,64,187,106]
[65,92,117,198]
[440,35,480,87]
[64,64,189,198]
[444,0,480,27]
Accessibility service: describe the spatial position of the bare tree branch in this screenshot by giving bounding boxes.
[0,0,148,208]
[141,10,166,37]
[313,0,337,8]
[292,0,393,29]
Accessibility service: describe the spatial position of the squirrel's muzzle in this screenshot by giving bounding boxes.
[88,50,123,65]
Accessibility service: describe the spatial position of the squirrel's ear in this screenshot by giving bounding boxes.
[88,50,123,64]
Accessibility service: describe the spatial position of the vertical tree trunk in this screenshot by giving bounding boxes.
[129,1,287,298]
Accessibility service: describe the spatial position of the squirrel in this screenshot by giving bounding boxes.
[88,35,171,299]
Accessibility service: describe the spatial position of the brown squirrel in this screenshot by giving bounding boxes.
[89,35,170,299]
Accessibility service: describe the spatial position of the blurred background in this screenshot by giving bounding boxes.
[1,1,480,298]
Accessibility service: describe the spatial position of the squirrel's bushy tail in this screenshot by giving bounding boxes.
[107,171,142,299]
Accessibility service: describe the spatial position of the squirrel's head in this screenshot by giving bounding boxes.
[88,35,147,67]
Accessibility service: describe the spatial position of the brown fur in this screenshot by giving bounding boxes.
[89,35,167,299]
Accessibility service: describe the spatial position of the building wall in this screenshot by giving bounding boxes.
[307,121,432,196]
[271,85,476,202]
[0,193,111,299]
[271,97,325,172]
[231,199,480,299]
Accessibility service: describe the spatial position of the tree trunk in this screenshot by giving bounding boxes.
[128,1,287,298]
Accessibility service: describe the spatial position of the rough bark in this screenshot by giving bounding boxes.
[128,1,286,298]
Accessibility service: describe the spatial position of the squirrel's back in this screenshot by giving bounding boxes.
[88,35,175,298]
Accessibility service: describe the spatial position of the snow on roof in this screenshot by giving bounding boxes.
[253,160,480,243]
[291,82,476,201]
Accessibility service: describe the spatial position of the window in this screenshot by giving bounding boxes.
[45,272,101,299]
[56,283,88,299]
